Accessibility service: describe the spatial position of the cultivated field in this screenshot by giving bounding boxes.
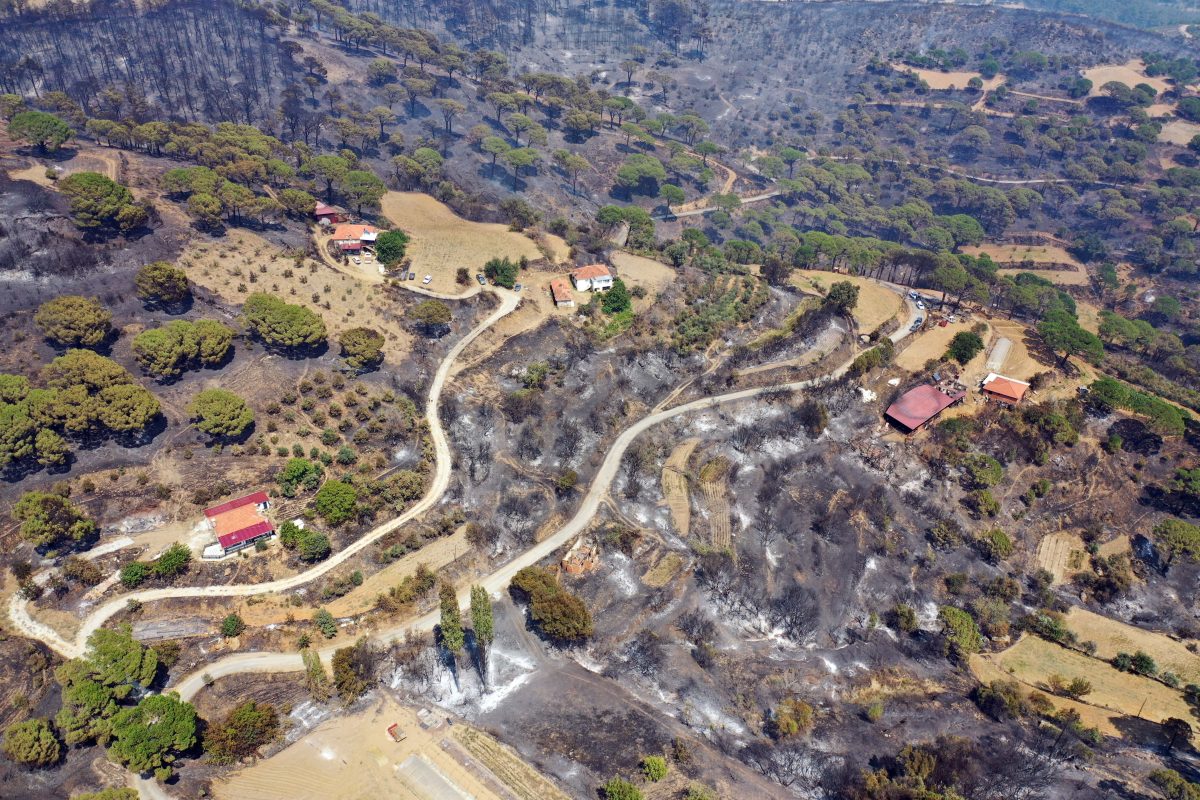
[1035,531,1088,584]
[181,232,415,362]
[380,192,558,295]
[212,697,509,800]
[451,725,572,800]
[662,439,699,537]
[1064,607,1200,684]
[641,551,684,588]
[792,270,901,334]
[972,634,1195,737]
[698,456,732,552]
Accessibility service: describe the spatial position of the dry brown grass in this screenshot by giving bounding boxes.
[182,232,415,363]
[894,319,975,372]
[1035,531,1088,585]
[661,439,699,537]
[609,251,677,309]
[1065,607,1200,684]
[379,192,557,295]
[698,457,731,551]
[1161,119,1200,146]
[451,725,571,800]
[892,64,1005,91]
[641,552,685,588]
[972,635,1196,738]
[1083,60,1171,97]
[791,270,901,334]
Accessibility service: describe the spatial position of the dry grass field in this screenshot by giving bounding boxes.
[1035,531,1088,585]
[972,635,1195,738]
[1083,60,1171,97]
[892,64,1004,91]
[894,319,975,372]
[451,725,572,800]
[182,232,415,362]
[965,244,1090,287]
[642,552,685,588]
[1161,119,1200,146]
[791,270,901,334]
[609,251,677,310]
[379,192,559,295]
[662,439,699,537]
[213,697,510,800]
[698,456,732,552]
[1064,607,1200,684]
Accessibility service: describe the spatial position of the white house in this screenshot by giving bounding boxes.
[570,264,614,292]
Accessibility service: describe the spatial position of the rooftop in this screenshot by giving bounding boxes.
[330,223,378,241]
[884,385,966,431]
[570,264,611,280]
[550,278,573,304]
[982,373,1031,402]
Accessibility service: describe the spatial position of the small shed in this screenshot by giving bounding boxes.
[314,202,344,224]
[550,278,575,308]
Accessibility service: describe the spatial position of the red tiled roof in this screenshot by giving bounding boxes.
[314,202,339,216]
[330,224,378,241]
[204,491,269,519]
[550,278,573,304]
[982,375,1030,403]
[217,520,274,550]
[570,264,611,280]
[884,385,966,431]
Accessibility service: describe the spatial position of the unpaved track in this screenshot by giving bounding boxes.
[7,290,521,660]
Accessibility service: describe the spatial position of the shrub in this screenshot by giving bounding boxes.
[152,543,192,579]
[203,701,279,764]
[510,565,592,642]
[189,389,254,439]
[977,528,1014,562]
[220,614,245,637]
[946,331,985,364]
[890,603,919,633]
[120,561,148,589]
[939,606,983,659]
[972,679,1027,720]
[602,778,643,800]
[313,608,338,638]
[243,293,326,349]
[641,755,668,781]
[313,479,358,525]
[2,718,61,766]
[483,256,520,288]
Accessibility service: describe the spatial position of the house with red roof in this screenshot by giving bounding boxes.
[550,278,575,308]
[570,264,614,292]
[314,202,345,225]
[884,385,966,433]
[981,373,1030,405]
[330,223,379,252]
[201,491,274,558]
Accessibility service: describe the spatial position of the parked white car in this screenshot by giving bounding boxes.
[422,274,432,285]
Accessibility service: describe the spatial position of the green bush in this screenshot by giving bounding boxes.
[641,755,668,781]
[313,608,338,638]
[220,614,245,637]
[314,480,358,525]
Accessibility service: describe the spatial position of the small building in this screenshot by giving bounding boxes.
[570,264,614,292]
[201,491,274,558]
[550,278,575,308]
[330,223,379,252]
[314,202,345,225]
[562,537,599,575]
[981,373,1030,405]
[884,384,966,433]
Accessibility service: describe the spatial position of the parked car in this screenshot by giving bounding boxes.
[476,274,486,285]
[352,256,361,264]
[408,272,416,281]
[914,317,924,325]
[916,301,926,310]
[513,283,523,292]
[422,274,432,285]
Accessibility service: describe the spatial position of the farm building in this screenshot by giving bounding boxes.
[314,202,345,225]
[330,223,379,252]
[570,264,614,292]
[201,491,275,558]
[981,373,1030,405]
[550,278,575,308]
[884,385,966,433]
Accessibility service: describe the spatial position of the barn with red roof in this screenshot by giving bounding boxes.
[202,491,274,557]
[884,385,966,433]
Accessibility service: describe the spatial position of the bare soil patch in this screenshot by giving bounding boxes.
[212,695,511,800]
[892,63,1004,92]
[1161,119,1200,146]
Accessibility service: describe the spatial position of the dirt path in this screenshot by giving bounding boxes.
[7,290,522,659]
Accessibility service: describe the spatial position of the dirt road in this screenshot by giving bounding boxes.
[7,289,522,660]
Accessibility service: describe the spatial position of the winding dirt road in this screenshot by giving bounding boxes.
[7,289,521,660]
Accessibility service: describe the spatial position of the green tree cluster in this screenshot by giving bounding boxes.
[279,521,332,562]
[510,566,593,642]
[243,293,327,350]
[8,110,72,152]
[14,490,97,550]
[945,331,984,364]
[188,388,254,439]
[58,172,148,233]
[483,256,521,289]
[133,320,233,378]
[2,718,62,766]
[601,278,633,315]
[406,299,453,335]
[277,459,323,497]
[35,295,112,348]
[134,262,191,307]
[314,479,358,525]
[338,327,385,370]
[204,701,278,764]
